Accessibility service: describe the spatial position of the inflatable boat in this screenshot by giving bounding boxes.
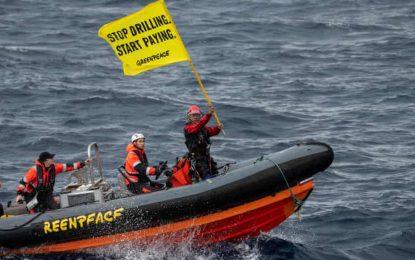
[0,141,333,255]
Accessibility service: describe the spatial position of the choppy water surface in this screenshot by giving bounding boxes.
[1,0,414,259]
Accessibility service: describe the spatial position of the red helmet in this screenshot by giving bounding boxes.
[187,105,202,115]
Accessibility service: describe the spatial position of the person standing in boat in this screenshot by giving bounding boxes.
[184,105,223,179]
[15,152,89,213]
[123,133,164,194]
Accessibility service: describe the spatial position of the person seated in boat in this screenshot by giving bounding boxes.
[15,152,89,214]
[184,105,223,180]
[122,133,164,194]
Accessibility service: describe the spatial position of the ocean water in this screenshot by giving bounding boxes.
[1,0,414,259]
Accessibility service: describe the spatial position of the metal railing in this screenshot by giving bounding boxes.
[87,142,104,185]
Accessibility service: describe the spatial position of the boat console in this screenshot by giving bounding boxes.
[60,142,114,208]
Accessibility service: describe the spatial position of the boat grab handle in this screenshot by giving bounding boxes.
[87,142,104,183]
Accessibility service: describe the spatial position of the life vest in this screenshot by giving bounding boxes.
[124,145,149,184]
[132,149,149,168]
[169,157,192,188]
[26,164,56,202]
[184,126,211,157]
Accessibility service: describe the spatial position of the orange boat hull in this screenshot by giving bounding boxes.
[7,180,314,255]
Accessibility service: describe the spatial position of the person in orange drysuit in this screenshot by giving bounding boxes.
[123,133,164,194]
[16,152,89,213]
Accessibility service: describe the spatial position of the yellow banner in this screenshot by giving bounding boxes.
[98,0,190,76]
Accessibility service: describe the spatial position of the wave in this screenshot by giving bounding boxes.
[187,36,233,46]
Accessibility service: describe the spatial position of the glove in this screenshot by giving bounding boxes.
[157,161,168,173]
[155,161,168,180]
[16,194,24,204]
[163,169,173,177]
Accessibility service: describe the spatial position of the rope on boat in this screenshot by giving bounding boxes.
[263,156,304,220]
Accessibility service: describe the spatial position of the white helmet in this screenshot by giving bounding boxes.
[131,133,145,142]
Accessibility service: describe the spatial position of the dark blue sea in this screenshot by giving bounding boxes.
[1,0,414,259]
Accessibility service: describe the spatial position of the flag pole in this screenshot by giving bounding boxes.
[188,60,223,129]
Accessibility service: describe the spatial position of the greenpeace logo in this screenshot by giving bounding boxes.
[136,50,170,66]
[43,208,124,234]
